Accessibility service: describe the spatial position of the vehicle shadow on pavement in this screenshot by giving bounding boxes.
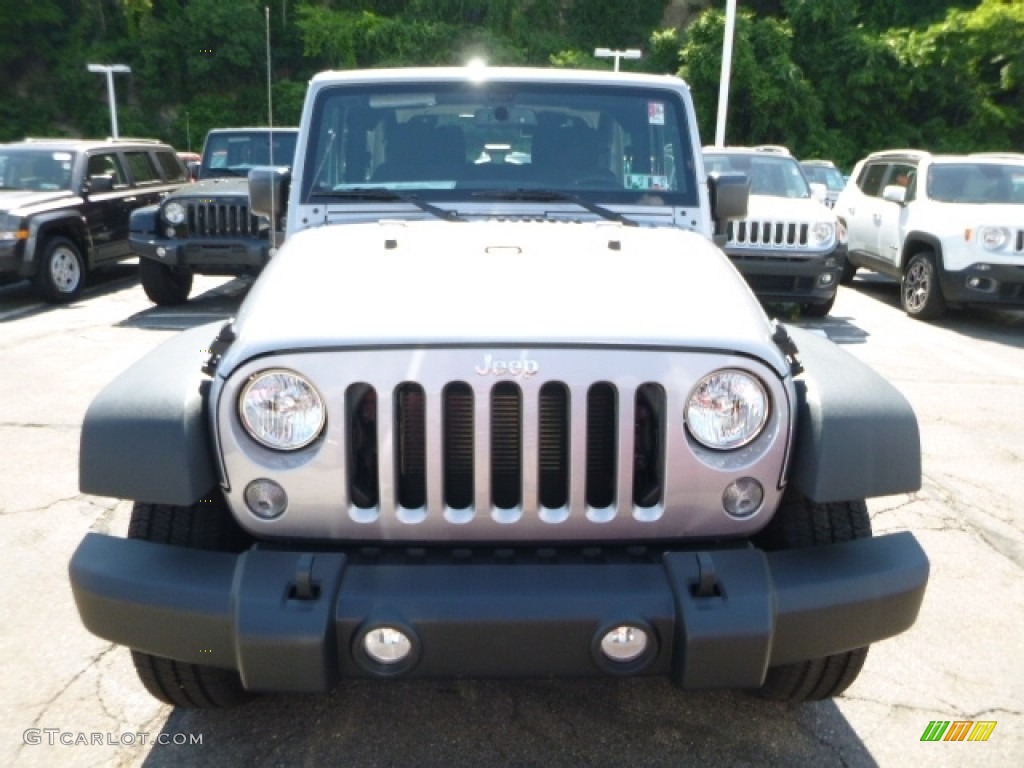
[850,273,1024,348]
[0,264,138,323]
[764,304,871,346]
[139,680,876,768]
[117,276,251,331]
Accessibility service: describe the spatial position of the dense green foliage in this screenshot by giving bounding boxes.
[1,1,1019,169]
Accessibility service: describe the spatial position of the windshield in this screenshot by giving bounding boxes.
[0,148,75,192]
[927,162,1024,204]
[705,152,811,199]
[801,163,845,191]
[302,81,699,206]
[200,131,299,179]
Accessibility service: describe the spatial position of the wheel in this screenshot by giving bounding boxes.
[752,488,872,703]
[127,493,253,708]
[901,251,946,320]
[140,258,193,305]
[801,292,836,318]
[33,236,85,302]
[839,258,857,285]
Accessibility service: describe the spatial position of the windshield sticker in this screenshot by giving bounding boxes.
[627,174,669,191]
[52,152,73,161]
[648,102,665,125]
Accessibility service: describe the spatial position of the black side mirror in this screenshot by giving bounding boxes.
[84,174,115,194]
[708,171,749,245]
[249,166,291,222]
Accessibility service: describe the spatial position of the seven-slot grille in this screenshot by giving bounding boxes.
[183,200,259,237]
[344,380,666,518]
[727,219,813,249]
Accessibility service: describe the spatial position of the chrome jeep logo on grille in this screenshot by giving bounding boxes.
[474,354,539,378]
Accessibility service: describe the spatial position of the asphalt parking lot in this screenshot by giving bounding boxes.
[1,266,1021,767]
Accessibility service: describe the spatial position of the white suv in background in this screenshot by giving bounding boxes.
[836,149,1024,320]
[704,146,844,316]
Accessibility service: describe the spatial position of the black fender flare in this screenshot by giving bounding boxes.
[79,322,222,505]
[25,211,90,273]
[129,204,160,236]
[899,231,944,272]
[785,326,921,502]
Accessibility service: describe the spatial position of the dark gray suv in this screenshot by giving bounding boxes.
[0,139,187,302]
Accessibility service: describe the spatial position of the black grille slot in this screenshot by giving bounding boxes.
[538,383,569,509]
[491,382,522,509]
[443,383,474,509]
[396,384,426,509]
[347,384,378,508]
[633,384,665,507]
[585,383,617,508]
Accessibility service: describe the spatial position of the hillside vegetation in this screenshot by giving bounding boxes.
[0,0,1019,168]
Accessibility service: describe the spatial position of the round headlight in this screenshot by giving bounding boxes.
[239,369,325,450]
[686,370,769,450]
[977,226,1008,250]
[809,221,835,246]
[163,201,186,225]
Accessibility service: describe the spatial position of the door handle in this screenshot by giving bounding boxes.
[123,196,137,203]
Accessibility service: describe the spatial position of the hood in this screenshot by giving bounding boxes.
[171,176,250,199]
[745,193,835,222]
[220,219,788,375]
[0,188,73,214]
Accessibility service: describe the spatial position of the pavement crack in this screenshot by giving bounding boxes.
[18,644,119,758]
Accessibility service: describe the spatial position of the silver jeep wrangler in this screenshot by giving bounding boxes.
[70,67,928,709]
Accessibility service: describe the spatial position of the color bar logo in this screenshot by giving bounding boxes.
[921,720,997,742]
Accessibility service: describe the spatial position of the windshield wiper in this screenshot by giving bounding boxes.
[470,189,638,227]
[316,188,465,222]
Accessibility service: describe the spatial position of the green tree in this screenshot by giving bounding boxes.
[679,9,824,154]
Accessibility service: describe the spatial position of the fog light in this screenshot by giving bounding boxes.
[156,246,167,258]
[244,479,287,519]
[723,477,763,518]
[819,272,835,286]
[363,627,412,664]
[600,626,648,663]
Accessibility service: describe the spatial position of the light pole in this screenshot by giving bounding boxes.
[714,0,738,147]
[594,48,642,72]
[86,64,131,139]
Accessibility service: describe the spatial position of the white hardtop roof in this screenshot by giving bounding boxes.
[308,66,690,91]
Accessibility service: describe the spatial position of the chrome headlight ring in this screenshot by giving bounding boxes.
[238,369,326,451]
[685,369,770,450]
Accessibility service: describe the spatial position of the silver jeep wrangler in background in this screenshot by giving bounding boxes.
[70,67,928,709]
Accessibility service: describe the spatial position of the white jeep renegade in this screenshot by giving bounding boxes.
[836,149,1024,320]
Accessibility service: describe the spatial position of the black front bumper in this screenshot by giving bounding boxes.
[131,233,270,274]
[70,532,928,693]
[727,247,844,306]
[938,262,1024,309]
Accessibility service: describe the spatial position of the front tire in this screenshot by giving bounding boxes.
[901,251,947,320]
[753,489,872,703]
[140,258,193,305]
[801,292,836,318]
[127,494,253,708]
[33,236,85,302]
